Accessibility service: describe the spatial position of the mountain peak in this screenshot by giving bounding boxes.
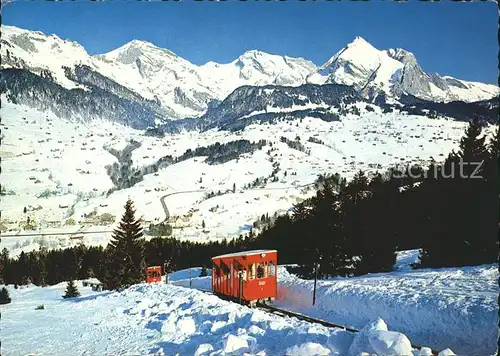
[126,39,155,48]
[321,36,379,70]
[239,49,271,59]
[101,39,179,64]
[347,36,374,49]
[119,39,177,56]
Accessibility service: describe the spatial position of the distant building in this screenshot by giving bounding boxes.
[82,278,103,292]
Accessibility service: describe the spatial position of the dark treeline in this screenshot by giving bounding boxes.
[1,119,497,286]
[158,139,268,167]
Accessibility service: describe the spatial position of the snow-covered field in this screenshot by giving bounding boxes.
[2,252,497,355]
[274,265,498,355]
[2,99,483,257]
[1,281,414,356]
[172,255,499,355]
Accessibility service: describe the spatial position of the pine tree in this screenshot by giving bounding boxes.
[0,287,11,304]
[199,265,208,277]
[484,128,499,184]
[458,118,488,161]
[0,248,8,284]
[23,206,27,214]
[102,199,145,290]
[62,280,80,299]
[420,119,496,268]
[202,220,206,229]
[18,251,29,285]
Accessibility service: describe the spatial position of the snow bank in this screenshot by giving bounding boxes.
[276,264,498,355]
[1,281,356,355]
[393,249,421,271]
[286,342,332,356]
[169,267,212,291]
[3,262,495,355]
[348,318,412,356]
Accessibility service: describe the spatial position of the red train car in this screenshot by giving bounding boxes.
[146,266,162,283]
[212,249,277,306]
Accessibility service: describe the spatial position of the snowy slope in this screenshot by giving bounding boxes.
[1,25,92,90]
[171,255,498,355]
[1,253,494,355]
[0,280,419,356]
[94,40,217,119]
[275,264,498,355]
[1,251,494,355]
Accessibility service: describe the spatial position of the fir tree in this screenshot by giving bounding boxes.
[0,287,11,304]
[0,248,8,284]
[202,220,206,229]
[420,119,496,267]
[458,117,488,162]
[102,199,145,290]
[18,251,29,285]
[62,280,80,299]
[484,127,499,184]
[199,265,208,277]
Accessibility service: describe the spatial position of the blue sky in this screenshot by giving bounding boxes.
[3,1,498,84]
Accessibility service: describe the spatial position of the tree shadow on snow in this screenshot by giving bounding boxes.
[65,291,113,303]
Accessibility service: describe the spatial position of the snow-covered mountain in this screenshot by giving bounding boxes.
[307,36,499,103]
[1,25,498,257]
[1,25,498,125]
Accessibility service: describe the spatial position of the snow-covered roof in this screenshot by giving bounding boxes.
[212,249,277,260]
[82,278,102,285]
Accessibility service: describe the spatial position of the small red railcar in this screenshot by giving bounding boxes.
[212,249,277,306]
[146,266,162,283]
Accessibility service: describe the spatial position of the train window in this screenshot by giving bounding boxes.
[269,262,276,276]
[148,271,160,278]
[248,264,256,280]
[220,260,230,276]
[256,263,265,279]
[214,264,221,277]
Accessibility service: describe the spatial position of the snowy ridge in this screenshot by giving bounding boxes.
[1,25,498,122]
[1,25,92,90]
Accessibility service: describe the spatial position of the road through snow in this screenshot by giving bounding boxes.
[159,182,316,223]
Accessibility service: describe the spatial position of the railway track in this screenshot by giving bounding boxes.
[256,302,359,332]
[184,286,439,355]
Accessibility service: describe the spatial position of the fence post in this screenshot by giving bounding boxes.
[312,258,321,306]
